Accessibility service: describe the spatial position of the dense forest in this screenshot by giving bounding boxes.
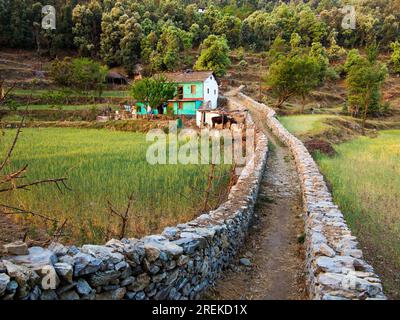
[1,0,399,75]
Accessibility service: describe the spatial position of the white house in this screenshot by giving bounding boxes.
[202,72,219,109]
[160,70,219,116]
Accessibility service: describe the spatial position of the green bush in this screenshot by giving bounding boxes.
[333,64,346,78]
[49,57,108,96]
[238,59,248,70]
[236,47,245,60]
[390,41,400,74]
[325,67,340,81]
[4,99,21,111]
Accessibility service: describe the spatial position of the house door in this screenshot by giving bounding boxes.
[177,86,184,100]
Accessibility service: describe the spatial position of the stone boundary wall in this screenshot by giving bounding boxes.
[237,93,386,300]
[0,109,269,300]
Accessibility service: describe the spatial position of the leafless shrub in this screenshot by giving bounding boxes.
[0,83,71,245]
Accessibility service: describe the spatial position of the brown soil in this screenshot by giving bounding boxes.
[205,94,307,300]
[304,139,337,157]
[0,50,51,84]
[0,213,49,257]
[0,214,26,253]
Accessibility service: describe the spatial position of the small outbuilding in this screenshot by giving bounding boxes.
[106,72,129,86]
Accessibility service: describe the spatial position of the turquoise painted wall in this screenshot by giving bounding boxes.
[135,101,202,116]
[173,101,202,116]
[177,81,203,99]
[135,81,204,116]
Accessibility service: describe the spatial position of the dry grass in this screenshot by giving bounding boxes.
[281,113,400,298]
[315,130,400,298]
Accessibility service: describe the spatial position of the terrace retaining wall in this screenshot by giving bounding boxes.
[0,109,269,300]
[237,93,386,300]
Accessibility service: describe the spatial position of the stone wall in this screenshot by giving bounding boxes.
[0,110,269,300]
[237,93,386,300]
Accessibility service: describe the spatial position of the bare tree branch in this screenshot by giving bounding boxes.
[0,116,25,173]
[107,192,135,240]
[0,164,28,185]
[0,81,72,245]
[0,81,17,106]
[51,219,69,242]
[0,177,71,193]
[0,203,59,223]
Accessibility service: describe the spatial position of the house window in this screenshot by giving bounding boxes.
[214,90,216,95]
[177,86,184,99]
[207,88,210,94]
[191,85,196,94]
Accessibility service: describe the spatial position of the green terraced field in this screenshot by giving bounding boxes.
[0,128,231,244]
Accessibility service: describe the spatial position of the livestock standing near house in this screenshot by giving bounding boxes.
[212,115,238,129]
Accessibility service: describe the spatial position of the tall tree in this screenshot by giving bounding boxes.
[100,3,125,66]
[346,48,388,134]
[150,25,192,72]
[130,75,176,112]
[194,35,231,77]
[120,16,143,75]
[266,53,321,110]
[72,0,103,57]
[309,42,330,83]
[213,14,241,48]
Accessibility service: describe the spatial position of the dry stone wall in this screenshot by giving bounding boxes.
[0,111,269,301]
[237,93,386,300]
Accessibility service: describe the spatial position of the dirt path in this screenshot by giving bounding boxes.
[206,95,307,300]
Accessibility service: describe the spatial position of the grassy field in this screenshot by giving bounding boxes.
[315,130,400,297]
[16,104,116,111]
[12,89,129,98]
[281,113,400,297]
[0,128,231,244]
[279,115,337,136]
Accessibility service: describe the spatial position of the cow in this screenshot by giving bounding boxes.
[211,115,238,129]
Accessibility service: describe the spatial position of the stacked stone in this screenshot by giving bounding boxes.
[0,111,269,301]
[238,93,385,300]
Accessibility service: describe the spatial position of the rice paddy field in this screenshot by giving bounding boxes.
[0,128,231,245]
[282,113,400,298]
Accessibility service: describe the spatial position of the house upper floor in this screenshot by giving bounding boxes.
[162,71,219,106]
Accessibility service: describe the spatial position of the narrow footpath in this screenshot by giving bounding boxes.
[207,94,307,300]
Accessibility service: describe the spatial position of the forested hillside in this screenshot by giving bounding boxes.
[1,0,399,75]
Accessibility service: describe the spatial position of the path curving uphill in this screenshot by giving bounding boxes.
[214,91,385,301]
